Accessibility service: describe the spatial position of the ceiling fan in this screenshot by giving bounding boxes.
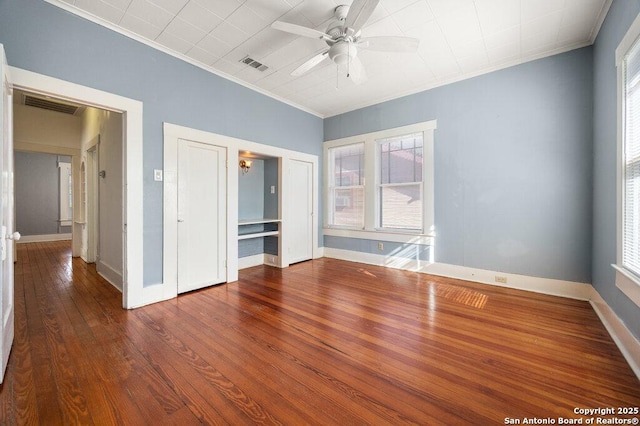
[271,0,419,84]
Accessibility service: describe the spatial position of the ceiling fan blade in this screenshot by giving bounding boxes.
[347,56,367,85]
[271,21,331,41]
[358,36,420,52]
[292,50,329,76]
[344,0,380,33]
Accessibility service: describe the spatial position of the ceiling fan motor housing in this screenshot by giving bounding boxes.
[329,41,357,65]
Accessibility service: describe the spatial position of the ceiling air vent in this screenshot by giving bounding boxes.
[24,94,81,115]
[240,56,269,72]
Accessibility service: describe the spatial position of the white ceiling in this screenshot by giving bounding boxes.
[48,0,612,118]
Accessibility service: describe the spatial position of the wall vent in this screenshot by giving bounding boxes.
[23,94,81,115]
[240,56,269,72]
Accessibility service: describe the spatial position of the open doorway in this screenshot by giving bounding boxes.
[13,89,125,291]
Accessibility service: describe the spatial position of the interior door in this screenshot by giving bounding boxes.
[0,44,17,384]
[177,139,226,293]
[288,159,313,264]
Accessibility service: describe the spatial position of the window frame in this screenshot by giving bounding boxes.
[58,160,73,227]
[323,120,436,244]
[614,13,640,308]
[375,132,425,232]
[326,141,366,229]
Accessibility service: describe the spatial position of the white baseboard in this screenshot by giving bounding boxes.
[238,254,265,270]
[322,247,640,380]
[423,262,593,300]
[263,254,280,267]
[18,233,72,243]
[97,260,123,292]
[238,254,281,269]
[323,247,592,300]
[589,290,640,379]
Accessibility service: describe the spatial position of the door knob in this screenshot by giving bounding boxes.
[6,231,20,241]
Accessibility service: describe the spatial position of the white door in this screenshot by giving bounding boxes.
[288,159,313,264]
[0,44,17,384]
[177,139,226,293]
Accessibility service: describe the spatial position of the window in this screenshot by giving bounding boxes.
[378,133,423,230]
[328,143,365,228]
[324,120,436,240]
[622,40,640,278]
[615,15,640,307]
[59,161,72,227]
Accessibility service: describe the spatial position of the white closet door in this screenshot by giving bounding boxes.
[288,159,313,264]
[0,44,15,384]
[177,139,226,293]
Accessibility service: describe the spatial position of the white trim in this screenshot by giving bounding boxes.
[97,260,123,292]
[589,289,640,380]
[615,13,640,65]
[14,141,80,157]
[163,123,320,301]
[42,0,322,119]
[17,233,71,243]
[9,66,144,309]
[323,227,434,245]
[323,247,593,300]
[613,264,640,308]
[590,0,614,44]
[324,121,438,148]
[422,263,593,301]
[237,254,282,270]
[238,254,265,270]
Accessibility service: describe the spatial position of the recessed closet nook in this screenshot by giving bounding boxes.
[162,123,319,302]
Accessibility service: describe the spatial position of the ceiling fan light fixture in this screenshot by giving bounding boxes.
[329,41,356,65]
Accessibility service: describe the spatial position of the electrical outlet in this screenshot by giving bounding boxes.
[495,276,507,284]
[378,242,384,251]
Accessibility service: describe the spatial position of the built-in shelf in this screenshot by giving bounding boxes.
[238,230,279,240]
[238,218,281,240]
[238,218,281,225]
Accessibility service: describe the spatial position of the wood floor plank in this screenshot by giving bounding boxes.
[0,241,638,425]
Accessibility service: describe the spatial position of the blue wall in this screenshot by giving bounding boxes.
[593,0,640,340]
[325,48,594,284]
[0,0,323,285]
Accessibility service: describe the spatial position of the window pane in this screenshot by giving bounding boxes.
[331,143,364,187]
[624,41,640,276]
[378,133,423,230]
[380,184,422,230]
[332,187,364,227]
[623,159,640,274]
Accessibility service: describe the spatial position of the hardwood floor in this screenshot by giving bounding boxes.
[1,241,638,425]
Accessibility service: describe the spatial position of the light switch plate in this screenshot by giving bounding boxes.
[154,169,163,181]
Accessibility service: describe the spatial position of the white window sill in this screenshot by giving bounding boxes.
[612,264,640,308]
[324,227,434,245]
